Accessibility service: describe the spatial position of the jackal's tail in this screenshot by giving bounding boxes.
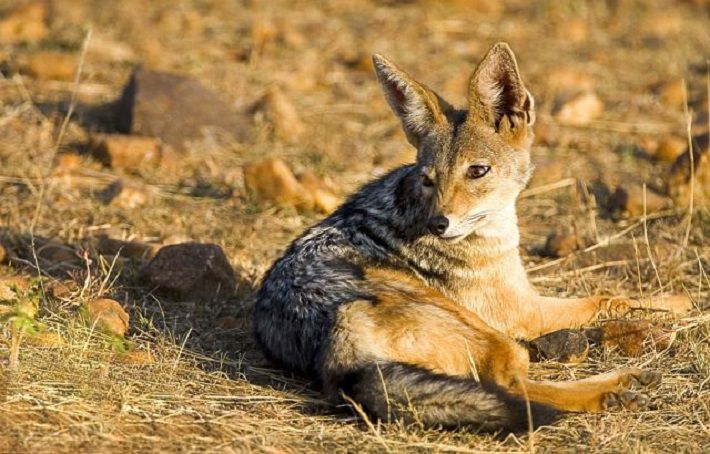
[337,361,560,432]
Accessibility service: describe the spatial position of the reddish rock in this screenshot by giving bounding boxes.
[92,134,164,169]
[608,185,670,217]
[543,233,579,258]
[84,298,130,337]
[555,92,604,126]
[0,2,47,44]
[599,320,672,356]
[139,243,236,301]
[21,51,77,81]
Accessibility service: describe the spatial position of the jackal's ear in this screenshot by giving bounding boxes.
[372,54,450,147]
[468,42,535,130]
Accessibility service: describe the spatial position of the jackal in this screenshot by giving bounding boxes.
[254,42,692,431]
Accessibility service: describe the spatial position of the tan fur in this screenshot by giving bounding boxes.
[326,268,661,413]
[332,42,692,414]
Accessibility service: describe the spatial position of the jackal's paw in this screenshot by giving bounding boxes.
[620,369,662,390]
[602,391,650,411]
[602,369,661,411]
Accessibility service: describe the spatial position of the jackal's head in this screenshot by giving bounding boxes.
[373,43,535,240]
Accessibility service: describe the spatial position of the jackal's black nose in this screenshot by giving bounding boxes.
[428,216,449,236]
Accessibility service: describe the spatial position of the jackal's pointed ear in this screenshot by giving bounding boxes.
[468,43,535,131]
[372,54,450,147]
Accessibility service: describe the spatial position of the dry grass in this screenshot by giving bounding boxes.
[0,0,709,452]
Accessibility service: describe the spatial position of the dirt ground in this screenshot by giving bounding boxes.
[0,0,708,452]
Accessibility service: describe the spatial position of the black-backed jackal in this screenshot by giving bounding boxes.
[254,42,693,431]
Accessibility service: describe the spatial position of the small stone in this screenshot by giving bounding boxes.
[0,2,47,43]
[652,79,686,110]
[21,51,77,81]
[559,19,588,43]
[528,329,589,363]
[654,135,687,162]
[84,298,129,337]
[607,185,670,217]
[668,134,710,207]
[115,349,156,365]
[555,92,604,126]
[87,34,135,63]
[45,279,78,299]
[92,134,164,169]
[254,86,305,141]
[243,158,312,210]
[529,159,567,186]
[37,242,77,264]
[113,69,251,150]
[52,152,83,176]
[297,171,340,213]
[546,67,596,94]
[139,242,236,301]
[92,235,159,261]
[543,233,579,258]
[96,180,152,209]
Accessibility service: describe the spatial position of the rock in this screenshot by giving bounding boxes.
[546,67,596,94]
[86,35,135,63]
[529,159,567,186]
[113,69,251,150]
[543,233,579,258]
[37,242,77,264]
[91,235,159,261]
[243,158,340,213]
[91,134,164,169]
[654,135,687,162]
[243,158,311,210]
[115,349,156,365]
[607,185,670,217]
[642,10,683,37]
[96,180,152,209]
[45,279,78,299]
[528,329,589,363]
[84,298,129,337]
[52,152,83,176]
[559,19,588,43]
[254,86,305,141]
[0,242,7,263]
[0,2,47,44]
[21,52,77,81]
[138,242,236,301]
[668,134,710,207]
[651,79,686,109]
[597,320,671,356]
[555,92,604,126]
[297,171,340,213]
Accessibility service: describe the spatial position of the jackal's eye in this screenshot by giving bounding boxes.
[421,173,434,188]
[466,165,491,179]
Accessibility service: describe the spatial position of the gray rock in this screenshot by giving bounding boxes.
[139,242,236,301]
[114,69,251,150]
